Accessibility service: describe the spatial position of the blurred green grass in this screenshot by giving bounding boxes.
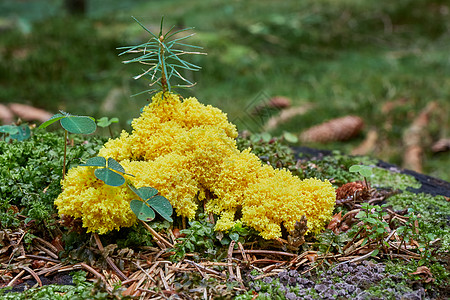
[0,0,448,180]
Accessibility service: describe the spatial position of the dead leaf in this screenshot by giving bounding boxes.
[326,211,342,234]
[305,253,318,262]
[409,266,434,283]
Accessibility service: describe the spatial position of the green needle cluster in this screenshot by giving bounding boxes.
[118,17,205,95]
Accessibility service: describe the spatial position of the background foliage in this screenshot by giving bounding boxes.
[0,0,449,180]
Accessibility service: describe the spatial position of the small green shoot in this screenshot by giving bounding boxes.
[128,184,173,222]
[80,157,173,225]
[396,208,437,265]
[96,117,118,137]
[282,131,298,144]
[118,17,205,96]
[349,164,372,188]
[353,203,390,252]
[39,111,97,179]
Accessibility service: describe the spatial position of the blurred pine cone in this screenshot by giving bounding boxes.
[300,115,364,143]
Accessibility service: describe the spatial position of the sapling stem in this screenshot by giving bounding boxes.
[63,130,68,180]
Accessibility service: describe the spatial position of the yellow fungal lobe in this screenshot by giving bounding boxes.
[56,92,335,238]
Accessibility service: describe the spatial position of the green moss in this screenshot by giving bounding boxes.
[0,130,106,228]
[384,260,450,296]
[0,271,129,299]
[370,167,421,190]
[386,191,450,252]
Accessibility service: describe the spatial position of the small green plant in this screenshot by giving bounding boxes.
[128,185,173,222]
[349,164,372,188]
[80,156,133,186]
[80,156,174,224]
[96,116,118,137]
[171,215,216,260]
[315,229,350,255]
[281,131,298,143]
[0,124,31,141]
[118,16,205,95]
[39,111,97,179]
[352,203,390,254]
[216,222,256,246]
[396,208,437,265]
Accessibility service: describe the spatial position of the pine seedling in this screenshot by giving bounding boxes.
[118,17,205,96]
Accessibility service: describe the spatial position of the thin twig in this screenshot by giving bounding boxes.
[20,266,42,287]
[233,249,297,257]
[140,220,174,248]
[93,233,128,281]
[227,241,235,279]
[184,260,226,278]
[7,270,25,287]
[24,254,60,264]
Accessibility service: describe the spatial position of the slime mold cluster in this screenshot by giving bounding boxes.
[56,92,336,239]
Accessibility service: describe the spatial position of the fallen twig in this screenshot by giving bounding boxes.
[93,233,128,281]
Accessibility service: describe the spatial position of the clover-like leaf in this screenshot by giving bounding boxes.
[97,117,119,128]
[80,156,106,167]
[10,125,31,141]
[283,131,298,143]
[0,125,19,135]
[106,157,125,173]
[130,200,155,222]
[128,184,173,222]
[60,116,96,134]
[229,232,239,242]
[38,113,65,129]
[146,195,173,222]
[94,168,125,186]
[349,164,372,177]
[139,187,159,200]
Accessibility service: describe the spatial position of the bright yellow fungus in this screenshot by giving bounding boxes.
[55,92,336,238]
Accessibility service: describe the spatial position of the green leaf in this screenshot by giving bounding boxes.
[260,132,272,142]
[283,131,298,143]
[97,117,119,128]
[130,200,155,221]
[80,156,106,167]
[366,217,378,224]
[229,232,239,242]
[107,157,125,173]
[349,165,362,173]
[355,211,366,219]
[137,187,158,200]
[60,116,96,134]
[94,168,125,186]
[147,195,173,222]
[371,249,379,256]
[38,113,65,129]
[359,167,372,178]
[128,184,158,201]
[376,227,386,234]
[9,125,30,141]
[0,125,19,135]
